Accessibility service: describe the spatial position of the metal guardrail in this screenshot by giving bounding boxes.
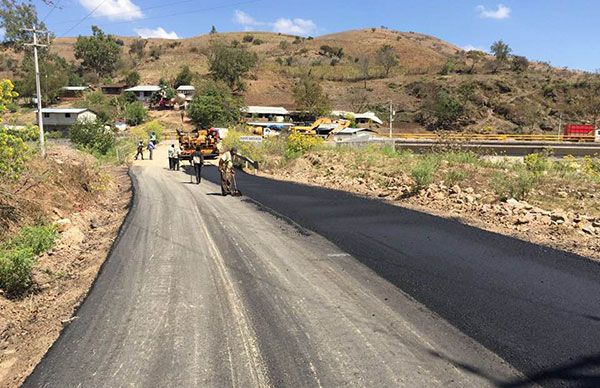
[384,133,597,143]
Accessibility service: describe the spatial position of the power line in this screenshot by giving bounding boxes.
[55,0,261,37]
[41,0,62,24]
[61,0,109,37]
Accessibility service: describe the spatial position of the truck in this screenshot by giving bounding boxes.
[177,128,220,160]
[563,124,596,141]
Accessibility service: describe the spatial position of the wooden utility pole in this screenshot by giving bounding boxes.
[23,27,48,157]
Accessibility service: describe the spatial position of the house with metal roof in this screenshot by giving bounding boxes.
[332,127,377,142]
[242,106,291,121]
[61,86,89,98]
[37,108,97,133]
[124,85,161,102]
[176,85,196,100]
[100,83,127,95]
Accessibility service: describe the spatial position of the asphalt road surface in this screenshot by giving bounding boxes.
[25,147,599,387]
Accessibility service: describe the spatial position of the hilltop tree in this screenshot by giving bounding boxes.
[512,55,529,72]
[377,44,399,77]
[466,50,485,74]
[210,25,217,34]
[188,80,242,128]
[490,40,512,72]
[208,42,257,93]
[0,0,51,50]
[173,65,194,88]
[74,25,122,77]
[292,73,331,119]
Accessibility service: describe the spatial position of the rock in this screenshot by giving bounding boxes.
[481,204,491,213]
[593,221,600,228]
[558,191,568,198]
[464,187,475,194]
[53,159,64,165]
[551,211,569,223]
[54,218,72,233]
[433,192,446,201]
[465,195,475,204]
[515,213,534,225]
[450,185,462,195]
[540,215,552,225]
[581,224,596,235]
[506,198,525,209]
[90,218,100,229]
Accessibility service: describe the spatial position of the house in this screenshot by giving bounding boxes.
[333,127,377,142]
[61,86,89,98]
[124,85,161,103]
[37,108,97,133]
[100,83,127,95]
[176,85,196,100]
[242,106,290,122]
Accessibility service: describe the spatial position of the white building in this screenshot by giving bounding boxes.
[176,85,196,100]
[242,106,290,122]
[37,108,97,133]
[124,85,161,103]
[333,127,377,142]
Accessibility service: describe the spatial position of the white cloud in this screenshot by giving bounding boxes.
[79,0,143,21]
[134,27,179,39]
[273,18,317,35]
[462,45,485,52]
[233,10,317,36]
[476,4,511,20]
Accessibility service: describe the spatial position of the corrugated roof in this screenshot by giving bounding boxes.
[354,111,383,125]
[125,85,161,92]
[38,108,91,114]
[244,106,290,115]
[62,86,88,91]
[176,85,195,91]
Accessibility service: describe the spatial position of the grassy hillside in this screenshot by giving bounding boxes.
[1,28,598,133]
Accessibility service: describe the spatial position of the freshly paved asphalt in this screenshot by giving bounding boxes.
[201,167,600,388]
[24,149,599,387]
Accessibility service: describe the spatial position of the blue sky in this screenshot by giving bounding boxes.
[26,0,600,71]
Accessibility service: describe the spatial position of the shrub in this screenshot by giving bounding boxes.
[524,153,549,175]
[252,39,264,45]
[124,71,140,87]
[149,45,163,60]
[285,133,323,159]
[70,119,115,155]
[131,120,164,143]
[243,34,254,43]
[279,40,289,50]
[0,225,57,296]
[445,170,468,186]
[0,126,31,180]
[411,157,437,189]
[124,101,148,126]
[491,169,538,201]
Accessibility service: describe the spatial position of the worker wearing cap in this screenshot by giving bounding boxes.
[218,147,237,196]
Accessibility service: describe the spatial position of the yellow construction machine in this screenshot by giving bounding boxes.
[291,118,351,139]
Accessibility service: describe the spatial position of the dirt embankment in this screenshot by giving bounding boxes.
[262,150,600,261]
[0,144,131,387]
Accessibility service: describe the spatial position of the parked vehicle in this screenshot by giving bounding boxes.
[564,124,595,141]
[177,128,220,160]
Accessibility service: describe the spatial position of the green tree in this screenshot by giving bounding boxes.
[74,25,122,77]
[490,40,512,72]
[70,119,114,155]
[377,44,398,77]
[208,42,257,92]
[187,80,242,128]
[0,78,18,117]
[466,50,485,74]
[0,0,50,50]
[124,101,147,126]
[431,90,463,129]
[512,55,529,72]
[173,65,193,88]
[210,25,217,34]
[124,70,140,87]
[292,73,331,118]
[17,53,69,103]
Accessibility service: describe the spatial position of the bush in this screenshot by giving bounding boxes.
[70,119,115,155]
[243,34,254,43]
[285,133,323,159]
[124,71,140,87]
[0,126,31,180]
[445,170,468,186]
[131,120,164,143]
[279,40,289,50]
[252,39,264,45]
[188,81,242,128]
[524,153,549,175]
[124,101,148,126]
[411,157,437,190]
[0,225,57,296]
[492,169,538,201]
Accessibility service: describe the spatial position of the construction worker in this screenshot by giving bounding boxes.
[147,141,155,160]
[192,146,204,184]
[168,144,176,170]
[174,145,181,171]
[218,147,237,196]
[135,141,144,160]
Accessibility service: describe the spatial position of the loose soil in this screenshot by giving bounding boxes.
[0,144,131,388]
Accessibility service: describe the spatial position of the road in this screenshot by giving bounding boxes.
[25,146,599,387]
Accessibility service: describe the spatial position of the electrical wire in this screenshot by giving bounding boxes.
[61,0,109,37]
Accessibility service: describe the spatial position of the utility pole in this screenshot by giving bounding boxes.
[23,27,48,157]
[389,100,396,139]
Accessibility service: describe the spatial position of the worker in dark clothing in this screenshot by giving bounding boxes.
[168,144,176,170]
[192,145,204,184]
[135,141,144,160]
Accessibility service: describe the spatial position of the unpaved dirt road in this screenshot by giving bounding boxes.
[23,146,599,387]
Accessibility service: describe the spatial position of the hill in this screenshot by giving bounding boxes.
[1,28,599,133]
